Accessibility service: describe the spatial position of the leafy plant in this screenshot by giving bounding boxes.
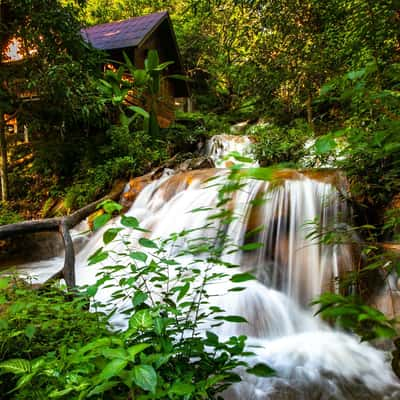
[0,170,274,398]
[250,120,312,167]
[312,292,397,342]
[0,203,22,225]
[98,50,181,138]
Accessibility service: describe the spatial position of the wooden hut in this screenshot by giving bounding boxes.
[81,11,190,127]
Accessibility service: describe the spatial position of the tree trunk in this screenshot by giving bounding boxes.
[0,116,8,202]
[306,93,314,129]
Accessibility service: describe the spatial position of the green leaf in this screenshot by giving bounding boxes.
[76,338,120,356]
[132,290,148,307]
[155,61,175,71]
[145,50,160,71]
[139,237,158,249]
[246,363,275,377]
[129,251,148,262]
[0,277,10,290]
[123,51,136,74]
[50,387,79,398]
[215,315,248,323]
[13,372,37,392]
[320,83,335,96]
[130,310,153,331]
[127,343,151,359]
[93,213,111,231]
[88,248,109,265]
[86,285,98,297]
[98,359,128,381]
[101,348,128,360]
[243,167,276,181]
[133,69,148,86]
[228,151,253,163]
[121,215,139,228]
[231,273,256,283]
[240,242,263,251]
[169,382,195,395]
[346,68,366,81]
[98,200,123,214]
[87,381,119,397]
[103,228,122,245]
[314,136,337,155]
[177,282,190,301]
[374,324,396,339]
[0,319,8,330]
[132,364,157,393]
[128,106,149,119]
[0,359,31,375]
[24,324,36,341]
[205,331,219,346]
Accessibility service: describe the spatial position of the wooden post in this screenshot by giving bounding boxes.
[23,125,29,143]
[0,115,8,201]
[306,93,314,129]
[59,221,75,288]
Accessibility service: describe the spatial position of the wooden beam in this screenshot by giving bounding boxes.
[0,180,126,288]
[59,221,75,288]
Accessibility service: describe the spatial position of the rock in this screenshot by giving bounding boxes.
[121,174,153,209]
[230,121,249,134]
[177,156,215,172]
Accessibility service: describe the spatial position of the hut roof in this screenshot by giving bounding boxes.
[81,11,168,51]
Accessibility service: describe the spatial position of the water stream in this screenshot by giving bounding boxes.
[9,135,400,398]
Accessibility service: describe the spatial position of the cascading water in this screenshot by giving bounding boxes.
[9,134,400,398]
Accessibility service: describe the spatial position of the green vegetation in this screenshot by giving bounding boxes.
[0,191,274,399]
[0,0,399,394]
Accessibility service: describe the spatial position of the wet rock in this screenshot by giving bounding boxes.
[121,174,153,209]
[177,156,215,172]
[121,157,215,208]
[158,169,217,202]
[230,121,250,134]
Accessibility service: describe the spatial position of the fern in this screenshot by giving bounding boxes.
[0,359,31,375]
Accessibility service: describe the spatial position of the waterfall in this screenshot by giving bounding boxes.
[11,135,400,398]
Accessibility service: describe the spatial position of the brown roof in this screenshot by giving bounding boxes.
[81,11,168,51]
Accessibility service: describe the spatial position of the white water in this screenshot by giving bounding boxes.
[205,134,258,168]
[8,135,400,398]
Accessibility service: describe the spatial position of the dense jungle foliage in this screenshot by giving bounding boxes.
[0,1,399,397]
[0,0,398,227]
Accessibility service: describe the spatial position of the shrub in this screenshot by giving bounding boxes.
[0,204,22,225]
[250,119,312,166]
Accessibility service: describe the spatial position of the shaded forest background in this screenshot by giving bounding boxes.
[0,0,399,235]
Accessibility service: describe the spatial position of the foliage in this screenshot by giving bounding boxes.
[313,62,400,220]
[63,156,137,210]
[98,50,178,138]
[0,0,106,203]
[0,203,22,225]
[311,292,397,341]
[250,120,312,167]
[0,172,274,399]
[0,277,110,397]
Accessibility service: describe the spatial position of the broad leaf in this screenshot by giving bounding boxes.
[93,213,111,231]
[231,273,256,283]
[98,359,128,381]
[246,363,275,377]
[132,364,157,393]
[103,228,122,245]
